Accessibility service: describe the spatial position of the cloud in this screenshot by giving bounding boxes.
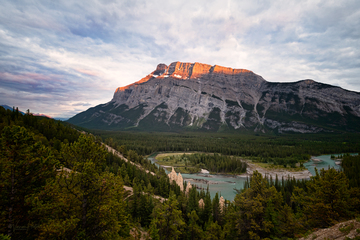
[75,69,100,76]
[0,0,359,118]
[72,102,92,107]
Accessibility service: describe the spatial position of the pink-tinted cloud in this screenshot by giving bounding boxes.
[33,113,52,118]
[75,68,100,76]
[0,71,59,83]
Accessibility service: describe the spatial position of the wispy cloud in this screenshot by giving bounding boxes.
[75,69,100,77]
[72,102,92,107]
[0,0,359,118]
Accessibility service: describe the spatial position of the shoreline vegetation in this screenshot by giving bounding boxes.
[153,152,247,175]
[245,162,312,179]
[152,152,313,179]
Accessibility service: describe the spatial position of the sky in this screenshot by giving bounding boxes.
[0,0,359,119]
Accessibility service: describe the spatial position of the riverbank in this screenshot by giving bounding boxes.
[154,151,312,179]
[153,152,247,175]
[242,162,312,179]
[154,152,202,173]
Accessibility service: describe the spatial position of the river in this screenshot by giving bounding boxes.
[148,153,352,201]
[304,154,341,176]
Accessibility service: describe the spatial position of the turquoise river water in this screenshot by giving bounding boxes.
[149,154,352,201]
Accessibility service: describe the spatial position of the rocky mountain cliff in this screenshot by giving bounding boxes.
[67,62,360,133]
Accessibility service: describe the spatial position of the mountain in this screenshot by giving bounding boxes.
[67,62,360,133]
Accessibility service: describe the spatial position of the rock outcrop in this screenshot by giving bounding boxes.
[298,219,360,240]
[198,199,205,209]
[168,167,184,191]
[68,61,360,133]
[219,196,225,213]
[185,181,192,195]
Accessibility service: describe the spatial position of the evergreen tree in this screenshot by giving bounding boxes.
[186,210,203,240]
[226,171,287,240]
[204,220,223,240]
[292,168,351,228]
[212,193,221,224]
[200,186,212,225]
[342,154,360,188]
[148,220,160,240]
[139,194,154,227]
[0,126,56,239]
[150,192,185,240]
[187,187,199,215]
[30,135,129,239]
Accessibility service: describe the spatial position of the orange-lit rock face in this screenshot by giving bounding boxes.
[115,63,168,93]
[116,61,256,93]
[165,61,251,79]
[158,61,253,80]
[167,61,194,79]
[212,65,252,75]
[190,62,213,78]
[115,74,153,93]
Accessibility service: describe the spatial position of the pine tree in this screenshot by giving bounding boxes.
[227,171,284,240]
[30,134,129,239]
[212,193,221,224]
[186,187,199,215]
[204,220,222,240]
[139,194,154,227]
[0,126,56,239]
[148,220,160,240]
[292,168,351,228]
[151,192,185,240]
[186,210,203,240]
[200,186,212,224]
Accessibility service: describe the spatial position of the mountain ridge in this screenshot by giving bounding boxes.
[67,62,360,133]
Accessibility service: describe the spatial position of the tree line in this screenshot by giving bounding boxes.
[95,130,359,167]
[0,106,80,147]
[161,153,247,174]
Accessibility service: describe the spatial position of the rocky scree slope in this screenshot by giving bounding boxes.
[67,62,360,133]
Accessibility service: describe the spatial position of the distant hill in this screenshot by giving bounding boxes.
[67,61,360,133]
[1,105,25,115]
[0,105,64,120]
[33,113,52,118]
[53,117,69,121]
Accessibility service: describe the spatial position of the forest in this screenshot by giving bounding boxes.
[156,153,247,174]
[1,106,360,240]
[97,129,359,169]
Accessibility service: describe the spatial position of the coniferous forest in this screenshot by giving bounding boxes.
[96,130,359,167]
[1,106,360,240]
